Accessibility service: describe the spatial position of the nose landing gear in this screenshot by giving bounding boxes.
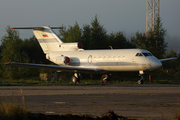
[138,76,144,84]
[138,71,144,84]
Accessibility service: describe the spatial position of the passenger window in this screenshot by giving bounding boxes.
[118,56,121,60]
[113,56,116,60]
[94,57,96,61]
[108,56,111,60]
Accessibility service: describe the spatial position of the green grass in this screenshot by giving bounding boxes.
[0,77,180,86]
[0,88,27,120]
[147,77,180,84]
[171,110,180,120]
[0,99,28,120]
[0,79,70,86]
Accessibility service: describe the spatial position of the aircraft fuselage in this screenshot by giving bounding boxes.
[48,49,162,74]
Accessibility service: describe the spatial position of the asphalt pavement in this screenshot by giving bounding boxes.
[0,84,180,119]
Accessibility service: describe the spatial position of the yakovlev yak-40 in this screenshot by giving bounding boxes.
[4,26,176,84]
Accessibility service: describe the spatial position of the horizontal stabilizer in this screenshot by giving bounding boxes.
[11,26,64,53]
[11,27,63,30]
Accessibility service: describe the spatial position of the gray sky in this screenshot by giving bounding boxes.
[0,0,180,51]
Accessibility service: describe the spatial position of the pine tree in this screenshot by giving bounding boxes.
[59,22,82,43]
[0,26,30,79]
[90,15,108,49]
[131,17,167,58]
[107,32,135,49]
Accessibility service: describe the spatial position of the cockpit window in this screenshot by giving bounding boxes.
[142,53,149,57]
[148,53,152,56]
[135,52,153,57]
[135,53,139,56]
[136,53,143,56]
[139,53,143,56]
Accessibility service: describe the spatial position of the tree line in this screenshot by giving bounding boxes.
[0,15,180,80]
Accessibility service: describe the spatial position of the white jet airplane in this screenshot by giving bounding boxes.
[4,26,176,84]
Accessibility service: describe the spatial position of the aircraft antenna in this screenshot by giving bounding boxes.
[146,0,159,36]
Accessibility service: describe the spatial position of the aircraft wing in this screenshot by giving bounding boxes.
[4,62,103,74]
[159,58,177,62]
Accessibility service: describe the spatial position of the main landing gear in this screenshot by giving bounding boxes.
[101,74,110,83]
[71,73,111,84]
[71,73,82,84]
[71,71,145,84]
[138,71,144,84]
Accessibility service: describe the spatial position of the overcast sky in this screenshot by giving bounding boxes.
[0,0,180,51]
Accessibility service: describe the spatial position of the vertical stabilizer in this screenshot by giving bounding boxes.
[32,26,63,53]
[11,26,63,53]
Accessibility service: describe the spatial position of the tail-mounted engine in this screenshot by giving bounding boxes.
[58,42,83,51]
[52,56,70,65]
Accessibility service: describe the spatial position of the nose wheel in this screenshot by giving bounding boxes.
[138,76,144,84]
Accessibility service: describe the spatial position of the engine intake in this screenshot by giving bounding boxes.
[52,56,70,65]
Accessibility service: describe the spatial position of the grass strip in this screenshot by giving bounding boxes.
[0,77,180,86]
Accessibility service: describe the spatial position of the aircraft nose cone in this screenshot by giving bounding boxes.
[151,59,162,70]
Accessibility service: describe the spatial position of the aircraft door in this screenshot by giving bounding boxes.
[88,55,92,64]
[132,57,136,63]
[132,59,135,63]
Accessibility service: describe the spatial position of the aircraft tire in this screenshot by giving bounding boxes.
[101,74,109,83]
[71,76,78,83]
[138,80,143,84]
[138,76,144,84]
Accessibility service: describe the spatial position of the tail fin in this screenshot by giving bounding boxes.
[11,26,63,53]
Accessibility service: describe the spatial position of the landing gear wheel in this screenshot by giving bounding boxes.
[138,76,144,84]
[138,80,144,84]
[71,76,78,83]
[101,74,110,83]
[71,73,81,84]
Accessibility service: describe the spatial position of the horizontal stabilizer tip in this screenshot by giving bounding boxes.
[10,26,63,30]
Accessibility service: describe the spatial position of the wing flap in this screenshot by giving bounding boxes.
[4,62,102,74]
